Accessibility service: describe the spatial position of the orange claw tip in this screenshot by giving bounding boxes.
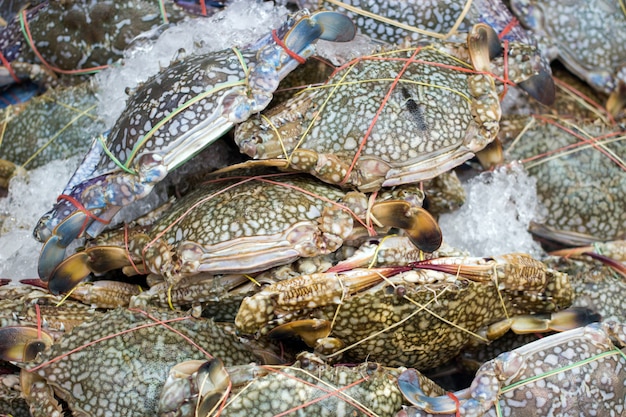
[0,326,53,362]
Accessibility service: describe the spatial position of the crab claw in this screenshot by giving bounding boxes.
[37,210,89,281]
[285,11,355,57]
[47,247,133,295]
[468,23,503,73]
[517,68,556,106]
[268,319,332,347]
[398,369,461,414]
[159,359,230,417]
[370,201,442,253]
[0,326,53,362]
[607,79,626,117]
[195,359,231,417]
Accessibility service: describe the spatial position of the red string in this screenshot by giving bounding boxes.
[57,194,111,236]
[200,0,207,16]
[21,9,109,76]
[447,392,461,417]
[272,29,306,64]
[498,17,519,40]
[0,50,20,83]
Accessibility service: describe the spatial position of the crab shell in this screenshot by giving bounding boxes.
[399,320,626,416]
[509,0,626,113]
[234,35,514,192]
[302,0,539,47]
[235,254,574,369]
[503,118,626,244]
[0,0,204,87]
[8,308,271,417]
[160,355,423,417]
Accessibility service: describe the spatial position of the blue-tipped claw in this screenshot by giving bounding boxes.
[517,69,556,106]
[398,369,461,414]
[37,211,89,281]
[311,11,356,42]
[285,11,355,55]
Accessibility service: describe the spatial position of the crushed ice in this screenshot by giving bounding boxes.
[439,163,546,258]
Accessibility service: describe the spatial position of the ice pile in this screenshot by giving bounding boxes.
[439,163,546,258]
[0,158,80,279]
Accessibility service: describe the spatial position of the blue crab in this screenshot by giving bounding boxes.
[34,9,356,281]
[0,0,225,87]
[158,352,442,417]
[398,320,626,416]
[0,81,105,189]
[228,24,558,193]
[0,307,280,417]
[235,253,577,369]
[45,173,441,296]
[509,0,626,115]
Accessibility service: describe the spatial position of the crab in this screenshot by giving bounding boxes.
[546,240,626,321]
[398,319,626,416]
[158,352,444,417]
[0,307,280,417]
[45,173,442,297]
[509,0,626,116]
[227,24,561,194]
[234,252,579,369]
[0,0,221,87]
[34,9,357,281]
[501,114,625,246]
[299,0,543,54]
[0,81,105,190]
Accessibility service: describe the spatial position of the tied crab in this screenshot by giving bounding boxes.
[45,173,442,296]
[0,307,279,417]
[509,0,626,115]
[34,9,357,281]
[398,320,626,416]
[157,352,444,417]
[227,23,554,193]
[0,0,224,87]
[234,252,580,369]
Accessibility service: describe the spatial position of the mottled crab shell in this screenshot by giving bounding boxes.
[510,0,626,95]
[134,174,355,278]
[400,321,626,416]
[24,308,262,417]
[236,45,500,191]
[216,361,411,417]
[301,0,535,46]
[0,0,195,85]
[504,119,626,242]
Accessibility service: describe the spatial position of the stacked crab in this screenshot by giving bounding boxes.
[0,0,625,416]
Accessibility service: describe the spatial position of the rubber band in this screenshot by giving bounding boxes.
[124,223,144,276]
[498,17,519,40]
[200,0,207,16]
[446,392,461,417]
[157,0,169,24]
[57,193,111,228]
[19,9,109,76]
[0,50,20,83]
[272,29,306,64]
